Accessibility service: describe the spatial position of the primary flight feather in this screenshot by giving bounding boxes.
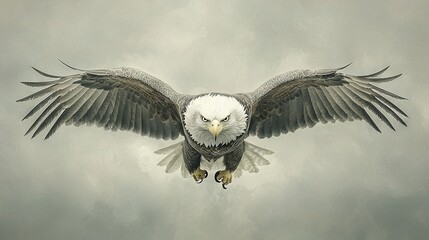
[18,62,407,189]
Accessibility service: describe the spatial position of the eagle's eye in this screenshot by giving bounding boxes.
[221,115,230,122]
[201,116,209,122]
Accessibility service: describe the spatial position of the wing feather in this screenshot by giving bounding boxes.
[17,77,75,102]
[34,88,90,138]
[308,87,329,123]
[355,66,389,78]
[113,90,128,131]
[346,84,407,126]
[67,89,99,127]
[304,105,317,128]
[121,95,132,131]
[332,86,381,132]
[26,86,84,136]
[169,122,179,139]
[80,90,109,125]
[288,97,298,132]
[141,108,151,136]
[295,91,305,128]
[263,117,273,138]
[128,101,137,131]
[133,103,142,134]
[246,65,407,138]
[350,82,408,117]
[301,89,318,124]
[271,114,280,137]
[98,89,118,127]
[341,86,395,130]
[313,87,336,123]
[320,87,348,121]
[19,66,184,139]
[369,84,407,100]
[22,84,79,120]
[325,87,359,120]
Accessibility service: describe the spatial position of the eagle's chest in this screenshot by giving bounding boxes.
[186,132,247,160]
[190,142,231,159]
[198,146,231,161]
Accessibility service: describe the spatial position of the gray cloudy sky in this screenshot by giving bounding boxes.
[1,0,429,239]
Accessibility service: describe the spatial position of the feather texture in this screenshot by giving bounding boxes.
[155,141,272,178]
[248,65,407,138]
[19,66,184,139]
[19,63,408,180]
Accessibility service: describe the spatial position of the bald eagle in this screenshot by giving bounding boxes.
[18,62,407,189]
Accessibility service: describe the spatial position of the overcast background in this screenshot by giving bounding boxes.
[1,0,428,239]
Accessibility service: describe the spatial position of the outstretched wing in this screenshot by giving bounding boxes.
[18,63,184,140]
[246,64,408,138]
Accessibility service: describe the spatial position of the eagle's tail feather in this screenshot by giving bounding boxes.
[155,141,273,178]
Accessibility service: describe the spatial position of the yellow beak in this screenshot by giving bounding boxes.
[209,120,222,139]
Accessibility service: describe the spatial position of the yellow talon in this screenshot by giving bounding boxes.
[215,170,233,189]
[192,168,208,183]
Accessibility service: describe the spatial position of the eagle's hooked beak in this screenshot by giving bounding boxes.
[209,120,222,141]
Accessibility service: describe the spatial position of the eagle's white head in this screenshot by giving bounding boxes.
[184,94,248,147]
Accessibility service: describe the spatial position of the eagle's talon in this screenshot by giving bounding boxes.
[215,170,233,188]
[214,171,222,183]
[192,168,207,184]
